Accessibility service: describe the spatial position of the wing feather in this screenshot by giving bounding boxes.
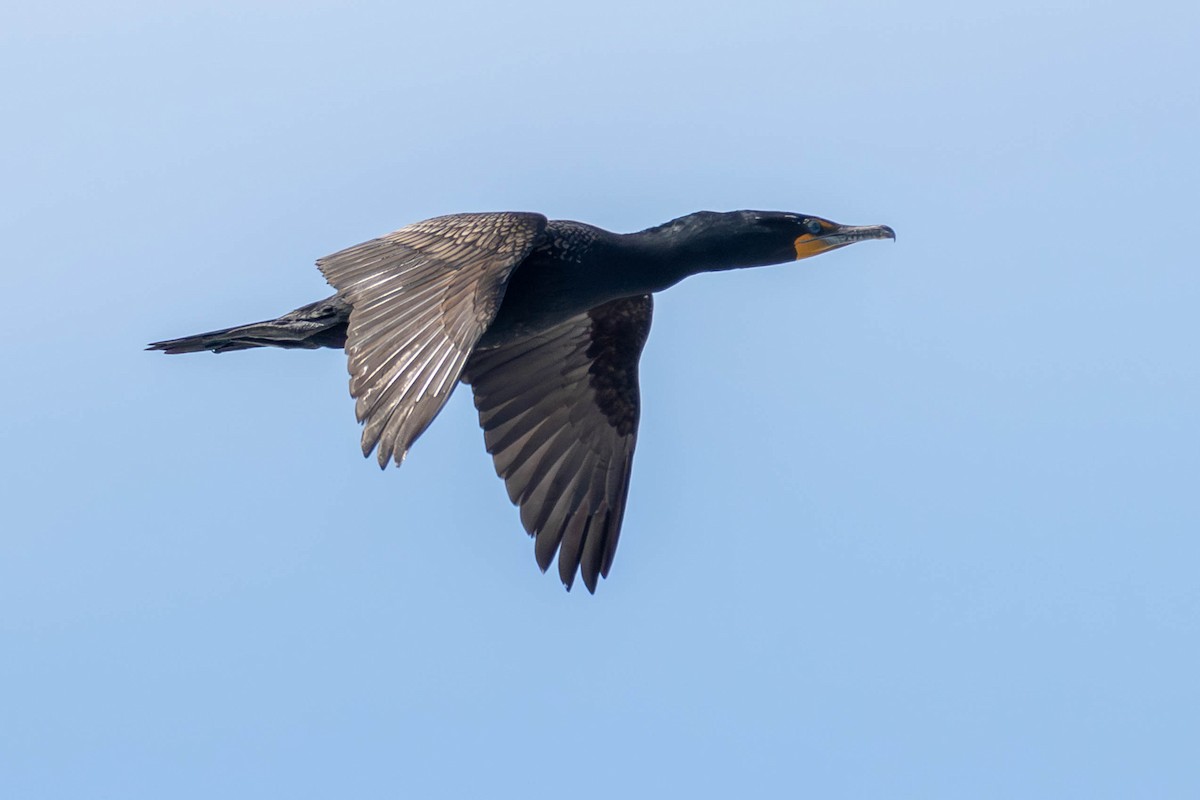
[463,295,653,592]
[318,212,546,466]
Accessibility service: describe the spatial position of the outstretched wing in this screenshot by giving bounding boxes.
[463,295,653,592]
[318,212,547,467]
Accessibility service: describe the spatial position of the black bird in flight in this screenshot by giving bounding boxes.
[150,210,894,592]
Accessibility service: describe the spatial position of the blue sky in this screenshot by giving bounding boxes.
[2,1,1198,797]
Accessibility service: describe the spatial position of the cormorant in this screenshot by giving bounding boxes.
[149,210,895,592]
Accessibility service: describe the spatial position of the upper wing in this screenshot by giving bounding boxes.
[463,295,653,592]
[318,212,547,467]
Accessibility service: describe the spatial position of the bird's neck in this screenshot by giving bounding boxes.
[616,214,775,289]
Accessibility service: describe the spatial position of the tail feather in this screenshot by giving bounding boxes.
[147,295,350,355]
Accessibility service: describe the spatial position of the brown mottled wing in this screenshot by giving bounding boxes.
[318,212,547,467]
[462,295,653,592]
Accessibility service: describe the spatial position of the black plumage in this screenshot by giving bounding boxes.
[149,210,894,591]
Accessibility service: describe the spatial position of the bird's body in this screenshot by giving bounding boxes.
[150,210,894,591]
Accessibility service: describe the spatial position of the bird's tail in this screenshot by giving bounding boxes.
[147,295,351,354]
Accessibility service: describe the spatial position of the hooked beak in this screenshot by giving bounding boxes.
[794,223,896,260]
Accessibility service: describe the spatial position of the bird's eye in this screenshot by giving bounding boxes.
[804,219,823,235]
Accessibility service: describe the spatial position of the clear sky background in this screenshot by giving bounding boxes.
[2,1,1197,797]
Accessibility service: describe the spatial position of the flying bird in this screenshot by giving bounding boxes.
[149,210,894,592]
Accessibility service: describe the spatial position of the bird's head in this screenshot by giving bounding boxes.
[746,211,896,263]
[631,209,895,286]
[653,210,896,272]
